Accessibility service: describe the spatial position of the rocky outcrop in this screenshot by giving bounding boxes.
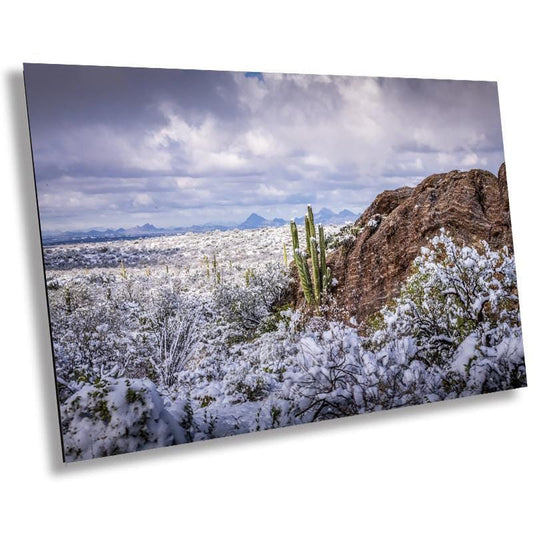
[298,164,514,323]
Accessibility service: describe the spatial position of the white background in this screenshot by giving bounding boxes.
[1,1,531,531]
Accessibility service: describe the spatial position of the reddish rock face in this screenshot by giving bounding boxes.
[294,164,514,323]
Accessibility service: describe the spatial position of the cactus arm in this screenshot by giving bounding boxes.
[310,237,321,304]
[290,220,299,252]
[307,204,317,239]
[304,215,312,256]
[295,249,315,305]
[319,224,327,270]
[318,224,328,291]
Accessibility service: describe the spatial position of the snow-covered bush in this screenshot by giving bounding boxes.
[213,262,290,341]
[140,287,202,389]
[221,360,275,403]
[61,378,187,461]
[327,223,362,250]
[52,299,134,400]
[370,230,520,367]
[283,322,362,420]
[447,330,526,396]
[283,321,427,421]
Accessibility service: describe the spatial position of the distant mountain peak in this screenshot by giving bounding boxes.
[246,213,266,221]
[338,209,355,216]
[138,223,159,231]
[238,213,269,230]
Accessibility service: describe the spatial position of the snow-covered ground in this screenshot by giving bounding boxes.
[44,226,526,461]
[44,225,323,271]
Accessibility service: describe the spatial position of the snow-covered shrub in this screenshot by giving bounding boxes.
[445,328,526,396]
[178,312,300,406]
[283,321,362,420]
[221,360,275,403]
[61,378,187,461]
[213,262,290,341]
[366,214,382,232]
[370,230,521,367]
[52,301,134,400]
[327,223,362,250]
[140,287,202,389]
[283,321,426,421]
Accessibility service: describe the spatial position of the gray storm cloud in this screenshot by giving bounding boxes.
[24,64,505,231]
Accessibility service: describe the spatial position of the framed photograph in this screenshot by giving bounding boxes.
[24,64,527,462]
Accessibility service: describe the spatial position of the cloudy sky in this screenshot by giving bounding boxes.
[24,64,505,232]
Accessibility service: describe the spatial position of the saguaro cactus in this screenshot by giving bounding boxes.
[290,205,331,308]
[290,220,315,305]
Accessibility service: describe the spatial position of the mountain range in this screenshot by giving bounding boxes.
[42,208,358,245]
